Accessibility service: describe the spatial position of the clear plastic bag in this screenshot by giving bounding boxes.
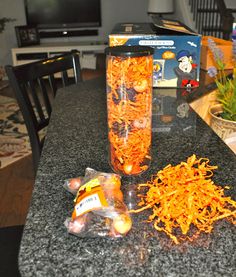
[64,168,132,238]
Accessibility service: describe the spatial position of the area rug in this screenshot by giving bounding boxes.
[0,95,31,168]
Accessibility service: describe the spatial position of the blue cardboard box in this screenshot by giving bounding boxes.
[109,19,201,88]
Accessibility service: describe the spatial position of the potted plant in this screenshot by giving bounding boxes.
[207,38,236,140]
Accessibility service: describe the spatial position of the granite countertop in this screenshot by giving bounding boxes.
[19,78,236,276]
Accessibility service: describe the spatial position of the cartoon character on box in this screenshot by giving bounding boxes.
[174,50,199,88]
[153,60,165,85]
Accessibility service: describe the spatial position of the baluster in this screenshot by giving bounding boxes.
[190,0,193,13]
[197,0,202,33]
[201,0,205,36]
[205,0,210,36]
[212,0,216,37]
[189,0,192,8]
[208,0,213,36]
[205,0,208,35]
[215,3,219,38]
[193,0,198,21]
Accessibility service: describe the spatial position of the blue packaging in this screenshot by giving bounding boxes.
[109,19,201,88]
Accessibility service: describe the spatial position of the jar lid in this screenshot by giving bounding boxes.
[105,45,154,57]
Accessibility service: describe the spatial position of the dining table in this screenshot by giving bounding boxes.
[19,76,236,276]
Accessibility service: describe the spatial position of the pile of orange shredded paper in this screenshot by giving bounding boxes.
[130,154,236,244]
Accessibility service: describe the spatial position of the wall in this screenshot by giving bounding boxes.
[225,0,236,9]
[225,0,236,19]
[173,0,196,32]
[0,0,25,66]
[0,0,152,66]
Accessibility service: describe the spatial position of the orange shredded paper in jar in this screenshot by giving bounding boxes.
[106,54,153,175]
[130,154,236,244]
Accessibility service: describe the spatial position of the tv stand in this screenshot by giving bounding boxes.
[39,29,98,38]
[11,41,107,68]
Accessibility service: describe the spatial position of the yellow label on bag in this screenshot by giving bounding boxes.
[73,179,108,218]
[78,178,100,193]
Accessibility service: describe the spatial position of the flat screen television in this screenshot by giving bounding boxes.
[24,0,101,29]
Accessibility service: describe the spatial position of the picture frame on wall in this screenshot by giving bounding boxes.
[15,25,40,47]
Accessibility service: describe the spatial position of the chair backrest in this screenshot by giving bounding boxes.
[5,50,82,173]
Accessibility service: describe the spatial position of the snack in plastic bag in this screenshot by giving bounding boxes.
[64,168,132,238]
[64,176,84,195]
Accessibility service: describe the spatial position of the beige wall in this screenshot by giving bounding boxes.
[0,0,26,66]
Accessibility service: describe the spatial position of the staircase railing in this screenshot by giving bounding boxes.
[188,0,235,39]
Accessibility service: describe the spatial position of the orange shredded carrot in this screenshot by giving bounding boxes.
[130,154,236,244]
[106,55,153,175]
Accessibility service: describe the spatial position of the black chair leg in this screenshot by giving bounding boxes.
[0,225,24,277]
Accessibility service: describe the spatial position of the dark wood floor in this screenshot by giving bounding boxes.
[0,154,34,227]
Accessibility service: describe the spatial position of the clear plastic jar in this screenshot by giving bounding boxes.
[105,46,154,176]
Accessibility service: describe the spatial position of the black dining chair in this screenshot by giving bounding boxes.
[5,50,82,173]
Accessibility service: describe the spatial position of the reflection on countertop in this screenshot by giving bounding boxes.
[152,69,235,155]
[152,89,196,136]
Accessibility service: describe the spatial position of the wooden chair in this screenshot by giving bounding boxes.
[5,50,82,173]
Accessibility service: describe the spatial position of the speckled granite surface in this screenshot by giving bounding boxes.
[19,78,236,276]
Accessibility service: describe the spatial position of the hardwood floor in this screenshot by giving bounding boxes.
[0,154,34,227]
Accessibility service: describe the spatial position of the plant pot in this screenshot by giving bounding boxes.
[208,103,236,140]
[225,132,236,154]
